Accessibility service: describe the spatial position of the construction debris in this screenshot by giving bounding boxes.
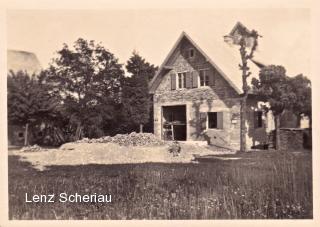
[75,132,165,147]
[20,144,44,152]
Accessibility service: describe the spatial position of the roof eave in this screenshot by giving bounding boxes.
[149,32,188,94]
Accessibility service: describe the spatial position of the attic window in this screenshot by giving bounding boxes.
[188,48,195,58]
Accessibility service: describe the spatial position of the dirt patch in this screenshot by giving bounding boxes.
[11,142,227,171]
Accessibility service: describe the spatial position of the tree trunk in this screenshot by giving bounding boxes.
[240,95,247,152]
[75,122,83,141]
[139,124,143,133]
[296,114,301,128]
[239,39,249,153]
[275,114,281,150]
[24,123,29,146]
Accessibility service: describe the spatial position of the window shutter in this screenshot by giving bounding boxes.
[170,72,176,90]
[208,69,215,86]
[199,112,207,131]
[186,72,192,88]
[192,71,198,88]
[217,112,223,129]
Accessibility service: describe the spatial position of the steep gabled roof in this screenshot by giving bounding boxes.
[149,31,261,94]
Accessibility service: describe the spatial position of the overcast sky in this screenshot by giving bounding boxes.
[7,8,310,77]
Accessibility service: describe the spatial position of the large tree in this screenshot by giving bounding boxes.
[8,70,60,146]
[251,65,295,150]
[40,38,124,140]
[288,74,312,128]
[252,66,311,150]
[237,28,260,152]
[121,51,157,133]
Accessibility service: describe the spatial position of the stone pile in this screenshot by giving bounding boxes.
[20,144,43,152]
[76,132,165,146]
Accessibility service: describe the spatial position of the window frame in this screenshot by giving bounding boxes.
[177,71,187,89]
[199,69,210,87]
[207,112,218,129]
[188,48,195,59]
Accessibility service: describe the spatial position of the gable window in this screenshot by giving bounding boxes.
[177,72,187,89]
[188,48,195,58]
[199,69,210,87]
[254,111,263,128]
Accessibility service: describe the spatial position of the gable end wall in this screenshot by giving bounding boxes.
[153,37,269,150]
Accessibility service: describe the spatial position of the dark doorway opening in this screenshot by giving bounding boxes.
[162,105,187,141]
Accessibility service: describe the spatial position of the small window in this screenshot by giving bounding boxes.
[189,48,195,58]
[177,72,186,89]
[208,112,218,129]
[254,111,263,128]
[18,132,24,138]
[199,70,210,87]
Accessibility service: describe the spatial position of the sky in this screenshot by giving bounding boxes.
[7,8,310,78]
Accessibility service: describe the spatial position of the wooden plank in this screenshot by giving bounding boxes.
[209,69,215,86]
[185,71,192,88]
[170,72,176,90]
[192,71,198,88]
[217,112,224,129]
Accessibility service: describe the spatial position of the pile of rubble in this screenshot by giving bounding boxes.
[76,132,165,146]
[20,144,44,152]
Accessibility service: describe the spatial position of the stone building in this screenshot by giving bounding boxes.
[149,24,275,150]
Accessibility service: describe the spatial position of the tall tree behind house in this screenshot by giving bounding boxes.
[122,51,158,133]
[252,65,294,150]
[288,74,312,128]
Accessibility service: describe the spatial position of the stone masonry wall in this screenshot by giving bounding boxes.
[279,129,304,150]
[153,37,269,150]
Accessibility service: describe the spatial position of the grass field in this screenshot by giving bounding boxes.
[8,150,312,219]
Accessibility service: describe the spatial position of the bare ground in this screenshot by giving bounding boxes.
[10,142,236,170]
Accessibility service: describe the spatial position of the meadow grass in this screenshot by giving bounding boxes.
[8,151,312,219]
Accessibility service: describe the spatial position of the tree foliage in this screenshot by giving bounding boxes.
[121,51,157,132]
[251,65,311,149]
[8,70,60,145]
[8,71,59,125]
[288,74,311,119]
[252,65,294,115]
[40,38,125,139]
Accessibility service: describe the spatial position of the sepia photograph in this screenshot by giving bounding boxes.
[1,0,317,224]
